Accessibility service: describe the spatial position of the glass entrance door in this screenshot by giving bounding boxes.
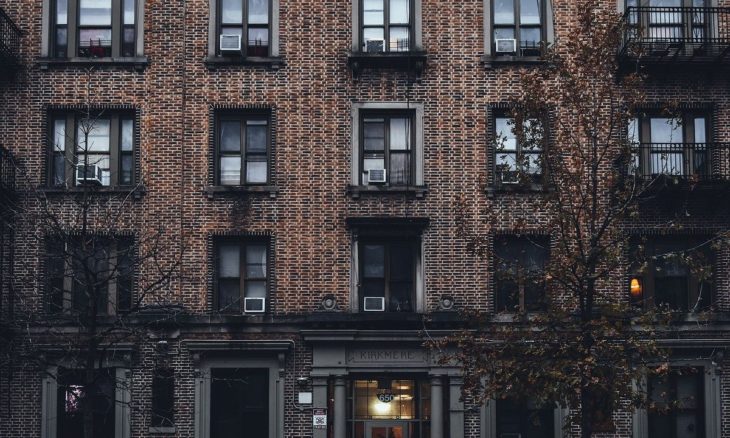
[366,421,409,438]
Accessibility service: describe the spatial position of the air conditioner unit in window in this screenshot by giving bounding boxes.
[363,296,385,312]
[495,38,517,53]
[220,34,243,53]
[499,169,519,184]
[76,165,103,185]
[244,297,266,313]
[365,38,386,53]
[367,168,387,184]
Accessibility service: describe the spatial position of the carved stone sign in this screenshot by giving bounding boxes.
[347,348,427,365]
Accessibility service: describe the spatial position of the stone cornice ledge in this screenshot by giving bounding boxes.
[183,339,293,352]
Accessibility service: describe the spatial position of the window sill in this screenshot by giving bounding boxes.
[486,182,547,197]
[204,55,284,69]
[148,427,176,435]
[347,51,427,77]
[347,185,428,199]
[40,185,146,199]
[205,185,278,199]
[36,56,149,71]
[482,55,545,68]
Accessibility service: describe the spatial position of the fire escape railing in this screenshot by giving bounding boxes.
[621,7,730,60]
[0,8,20,66]
[629,142,730,181]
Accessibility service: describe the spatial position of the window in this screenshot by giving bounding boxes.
[497,399,554,438]
[47,237,134,315]
[628,112,709,178]
[493,115,544,185]
[360,0,413,52]
[347,379,431,436]
[215,112,270,186]
[494,236,548,312]
[492,0,546,56]
[216,0,271,56]
[360,111,414,186]
[50,0,139,58]
[359,240,416,312]
[56,368,117,438]
[210,368,269,438]
[151,368,175,429]
[647,367,705,438]
[629,237,713,311]
[625,0,709,43]
[49,111,137,188]
[215,240,269,313]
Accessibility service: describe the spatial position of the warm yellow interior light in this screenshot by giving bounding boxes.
[630,278,642,298]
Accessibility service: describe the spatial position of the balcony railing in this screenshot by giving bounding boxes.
[629,142,730,181]
[0,7,20,71]
[621,7,730,63]
[0,146,16,196]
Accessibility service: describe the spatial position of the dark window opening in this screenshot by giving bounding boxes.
[648,367,705,438]
[57,367,116,438]
[215,240,269,313]
[629,237,713,312]
[151,368,175,428]
[494,236,549,312]
[47,237,134,316]
[210,368,269,438]
[359,240,416,313]
[497,399,554,438]
[360,111,415,186]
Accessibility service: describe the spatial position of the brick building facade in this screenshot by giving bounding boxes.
[0,0,729,437]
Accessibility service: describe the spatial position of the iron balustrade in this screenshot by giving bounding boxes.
[629,142,730,181]
[0,7,20,67]
[0,146,16,195]
[621,7,730,60]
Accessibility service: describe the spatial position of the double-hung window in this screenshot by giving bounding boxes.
[492,0,545,56]
[628,112,709,179]
[497,399,555,438]
[151,368,175,430]
[360,111,414,186]
[51,0,139,58]
[216,112,270,186]
[359,240,416,312]
[56,368,117,438]
[629,237,713,311]
[217,0,271,56]
[494,236,548,312]
[50,111,136,188]
[647,367,705,438]
[215,240,269,313]
[47,237,134,315]
[361,0,413,52]
[493,115,544,185]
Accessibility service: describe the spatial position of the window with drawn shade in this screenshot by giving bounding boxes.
[50,112,135,188]
[217,114,270,185]
[361,0,413,52]
[493,0,545,56]
[360,112,414,186]
[218,0,271,56]
[52,0,137,58]
[216,241,268,313]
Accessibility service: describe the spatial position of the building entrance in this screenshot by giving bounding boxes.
[349,378,430,438]
[366,422,408,438]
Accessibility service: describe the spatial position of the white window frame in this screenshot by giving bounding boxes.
[633,359,722,438]
[41,362,132,438]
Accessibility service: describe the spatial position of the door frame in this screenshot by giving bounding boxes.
[365,420,410,438]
